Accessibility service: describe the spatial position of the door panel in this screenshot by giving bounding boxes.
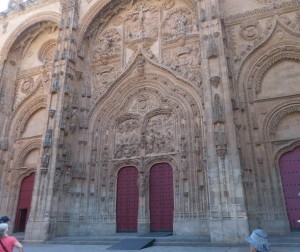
[116,166,138,232]
[15,173,35,232]
[279,147,300,230]
[150,163,174,232]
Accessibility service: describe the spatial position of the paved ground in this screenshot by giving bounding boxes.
[19,244,300,252]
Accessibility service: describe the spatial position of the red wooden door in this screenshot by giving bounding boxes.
[15,173,35,232]
[150,163,174,232]
[279,147,300,230]
[116,167,138,232]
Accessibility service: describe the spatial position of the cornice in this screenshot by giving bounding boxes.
[0,0,58,22]
[224,0,300,25]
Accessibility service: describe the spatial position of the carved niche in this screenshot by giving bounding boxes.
[124,1,159,48]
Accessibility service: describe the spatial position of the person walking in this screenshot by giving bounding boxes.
[0,223,23,252]
[246,228,271,252]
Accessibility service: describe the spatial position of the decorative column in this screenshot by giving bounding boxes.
[25,0,79,242]
[197,0,249,243]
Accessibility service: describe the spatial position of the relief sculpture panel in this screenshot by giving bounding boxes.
[124,1,159,49]
[161,7,197,45]
[145,113,176,155]
[91,28,122,103]
[115,119,141,159]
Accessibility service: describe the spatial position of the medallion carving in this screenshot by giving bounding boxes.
[239,20,262,41]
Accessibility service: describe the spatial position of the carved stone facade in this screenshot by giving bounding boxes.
[0,0,299,244]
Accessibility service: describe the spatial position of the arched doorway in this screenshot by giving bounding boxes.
[116,166,139,232]
[279,147,300,231]
[149,163,174,232]
[15,173,35,232]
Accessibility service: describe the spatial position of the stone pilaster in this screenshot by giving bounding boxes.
[25,0,80,242]
[197,0,249,243]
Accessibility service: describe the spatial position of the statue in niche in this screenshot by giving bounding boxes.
[213,94,225,123]
[63,169,72,186]
[41,153,50,168]
[215,131,227,150]
[137,173,148,196]
[181,156,188,180]
[44,129,52,147]
[69,108,78,132]
[51,77,59,93]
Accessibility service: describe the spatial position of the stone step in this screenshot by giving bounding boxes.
[45,234,300,247]
[16,232,300,247]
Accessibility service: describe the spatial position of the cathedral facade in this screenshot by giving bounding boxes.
[0,0,299,244]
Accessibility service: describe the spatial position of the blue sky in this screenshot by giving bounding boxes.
[0,0,9,12]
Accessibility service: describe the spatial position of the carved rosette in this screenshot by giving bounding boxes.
[38,40,57,64]
[239,20,262,41]
[124,1,159,49]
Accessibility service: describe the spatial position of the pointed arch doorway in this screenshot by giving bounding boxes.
[279,147,300,231]
[149,163,174,232]
[15,173,35,232]
[116,166,139,232]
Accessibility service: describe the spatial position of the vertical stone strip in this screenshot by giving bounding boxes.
[25,0,79,242]
[197,0,249,243]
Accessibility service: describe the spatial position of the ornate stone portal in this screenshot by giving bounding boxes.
[0,0,299,245]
